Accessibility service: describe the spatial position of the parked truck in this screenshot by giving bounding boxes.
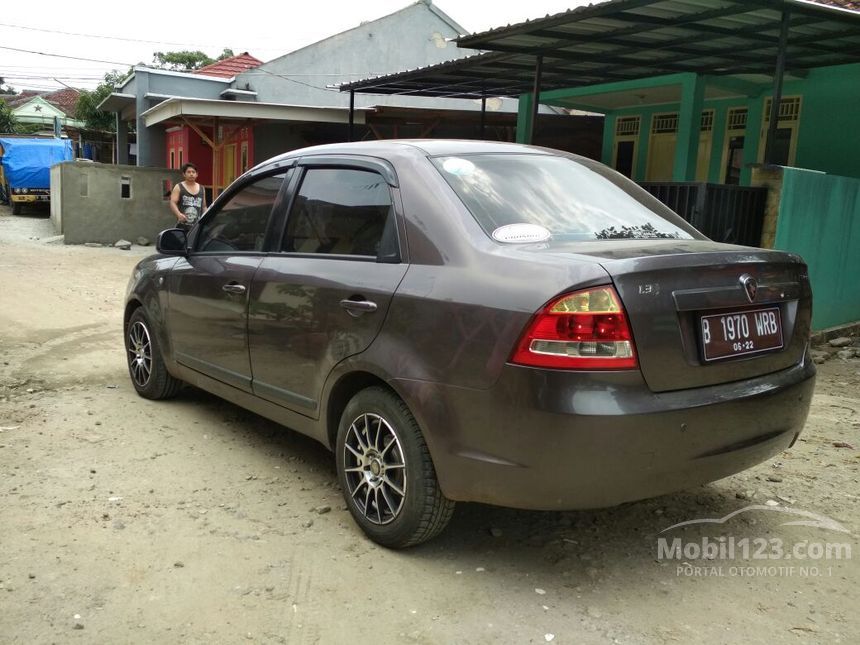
[0,137,73,214]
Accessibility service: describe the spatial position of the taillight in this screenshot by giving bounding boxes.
[511,286,638,370]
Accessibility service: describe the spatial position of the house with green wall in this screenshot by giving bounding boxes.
[529,61,860,187]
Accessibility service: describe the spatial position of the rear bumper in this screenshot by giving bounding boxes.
[394,359,815,510]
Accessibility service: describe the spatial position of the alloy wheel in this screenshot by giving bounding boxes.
[342,412,406,525]
[127,320,153,387]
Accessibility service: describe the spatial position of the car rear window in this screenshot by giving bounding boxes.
[431,153,695,241]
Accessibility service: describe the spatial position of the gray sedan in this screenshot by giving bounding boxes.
[124,140,815,548]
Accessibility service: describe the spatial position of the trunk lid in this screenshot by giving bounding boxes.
[529,240,812,392]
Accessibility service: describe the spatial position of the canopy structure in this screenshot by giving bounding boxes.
[341,0,860,98]
[340,0,860,153]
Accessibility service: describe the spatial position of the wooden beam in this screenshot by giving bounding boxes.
[419,119,440,138]
[180,116,215,149]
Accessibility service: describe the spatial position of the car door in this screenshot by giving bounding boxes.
[167,170,290,392]
[248,160,408,415]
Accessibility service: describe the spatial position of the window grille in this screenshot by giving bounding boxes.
[652,113,679,134]
[727,108,748,130]
[615,116,640,137]
[764,97,801,123]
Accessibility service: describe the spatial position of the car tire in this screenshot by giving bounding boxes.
[336,387,455,548]
[11,201,22,215]
[125,308,182,400]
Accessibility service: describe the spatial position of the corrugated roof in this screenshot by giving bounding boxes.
[193,52,263,78]
[342,0,860,98]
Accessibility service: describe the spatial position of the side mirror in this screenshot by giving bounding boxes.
[157,228,188,255]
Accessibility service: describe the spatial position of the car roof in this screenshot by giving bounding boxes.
[259,139,563,169]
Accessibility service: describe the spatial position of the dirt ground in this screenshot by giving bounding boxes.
[1,205,858,645]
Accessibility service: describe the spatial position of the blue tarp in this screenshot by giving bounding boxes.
[0,138,74,189]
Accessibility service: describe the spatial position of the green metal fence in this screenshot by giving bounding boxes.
[775,167,860,331]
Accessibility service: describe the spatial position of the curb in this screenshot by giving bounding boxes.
[811,321,860,346]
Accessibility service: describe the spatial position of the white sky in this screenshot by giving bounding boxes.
[1,0,594,92]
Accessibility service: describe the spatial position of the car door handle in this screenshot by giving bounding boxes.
[340,299,378,316]
[222,283,247,295]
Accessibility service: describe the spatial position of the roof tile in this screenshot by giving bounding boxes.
[809,0,860,10]
[193,52,263,78]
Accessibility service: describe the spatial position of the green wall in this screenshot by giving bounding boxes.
[788,63,860,179]
[774,167,860,330]
[580,62,860,185]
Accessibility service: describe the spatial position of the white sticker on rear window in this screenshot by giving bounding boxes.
[442,158,475,176]
[492,223,552,244]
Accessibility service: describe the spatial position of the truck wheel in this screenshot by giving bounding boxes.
[11,201,22,215]
[336,387,455,548]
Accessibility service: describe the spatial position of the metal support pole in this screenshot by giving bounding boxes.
[349,90,355,143]
[480,91,487,139]
[527,55,543,145]
[765,9,791,165]
[213,116,219,198]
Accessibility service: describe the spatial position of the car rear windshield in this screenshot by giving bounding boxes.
[431,153,696,241]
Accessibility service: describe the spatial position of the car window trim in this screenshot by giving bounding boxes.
[274,163,405,263]
[191,167,294,255]
[296,155,399,188]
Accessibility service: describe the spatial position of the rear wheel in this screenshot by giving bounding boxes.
[336,387,454,548]
[125,308,182,400]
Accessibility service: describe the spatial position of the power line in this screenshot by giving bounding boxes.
[0,21,207,48]
[1,72,107,79]
[0,45,132,67]
[0,21,286,53]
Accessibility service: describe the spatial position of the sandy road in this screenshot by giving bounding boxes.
[1,206,858,644]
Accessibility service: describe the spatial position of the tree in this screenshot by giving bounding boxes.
[0,99,18,133]
[152,48,235,72]
[152,50,214,71]
[75,70,131,132]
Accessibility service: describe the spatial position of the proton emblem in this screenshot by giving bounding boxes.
[739,274,758,303]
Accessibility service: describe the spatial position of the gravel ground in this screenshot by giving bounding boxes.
[1,205,858,644]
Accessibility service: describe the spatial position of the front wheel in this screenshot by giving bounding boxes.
[336,387,454,548]
[125,308,182,400]
[11,201,22,215]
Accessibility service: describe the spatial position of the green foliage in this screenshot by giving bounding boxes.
[0,99,18,133]
[151,48,236,72]
[75,69,132,133]
[152,50,215,71]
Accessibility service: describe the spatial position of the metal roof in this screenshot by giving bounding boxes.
[139,97,369,128]
[340,0,860,99]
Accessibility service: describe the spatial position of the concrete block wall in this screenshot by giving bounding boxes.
[750,164,785,249]
[51,161,181,245]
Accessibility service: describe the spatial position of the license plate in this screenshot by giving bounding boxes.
[700,307,783,362]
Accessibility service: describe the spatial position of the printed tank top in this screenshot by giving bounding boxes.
[178,182,204,224]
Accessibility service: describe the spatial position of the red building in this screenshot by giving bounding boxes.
[164,53,262,195]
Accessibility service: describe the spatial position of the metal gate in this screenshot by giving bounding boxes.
[639,182,768,247]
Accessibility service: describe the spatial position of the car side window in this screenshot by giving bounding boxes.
[196,173,287,253]
[282,168,396,258]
